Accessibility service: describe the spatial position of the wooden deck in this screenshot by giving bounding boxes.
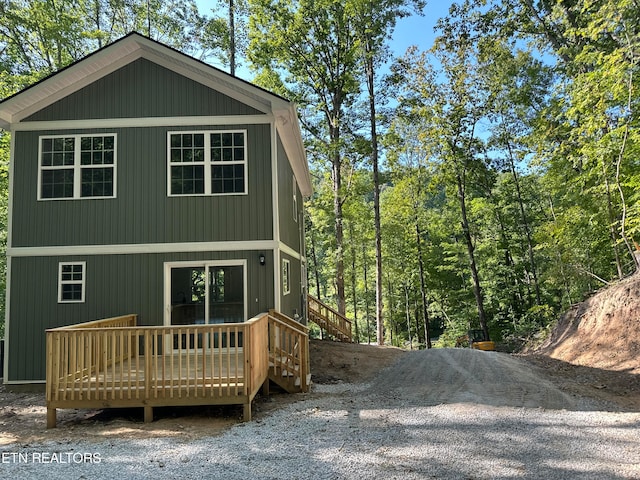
[46,312,309,428]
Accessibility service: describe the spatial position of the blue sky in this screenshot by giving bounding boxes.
[391,2,454,57]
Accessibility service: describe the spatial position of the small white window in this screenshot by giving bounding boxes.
[282,258,291,296]
[39,134,117,200]
[293,175,298,223]
[58,262,86,303]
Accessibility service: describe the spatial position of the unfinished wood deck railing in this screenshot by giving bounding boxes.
[268,310,310,393]
[307,295,352,342]
[46,313,269,428]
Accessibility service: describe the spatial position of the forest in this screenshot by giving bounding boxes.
[0,0,638,349]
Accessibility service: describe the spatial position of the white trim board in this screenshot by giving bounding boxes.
[8,240,305,261]
[10,115,273,132]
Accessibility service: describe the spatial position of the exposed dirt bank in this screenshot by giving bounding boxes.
[533,272,640,374]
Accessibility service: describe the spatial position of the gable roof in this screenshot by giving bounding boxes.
[0,32,311,196]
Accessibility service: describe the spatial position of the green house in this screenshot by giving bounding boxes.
[0,33,311,385]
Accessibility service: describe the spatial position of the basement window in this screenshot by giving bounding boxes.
[58,262,86,303]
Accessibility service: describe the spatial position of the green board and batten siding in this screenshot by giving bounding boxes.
[276,135,302,252]
[24,58,263,120]
[9,251,274,381]
[275,134,306,320]
[5,53,306,382]
[11,124,273,247]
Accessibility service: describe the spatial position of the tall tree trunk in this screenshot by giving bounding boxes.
[387,275,394,345]
[331,128,346,315]
[456,171,489,341]
[229,0,236,76]
[415,216,432,349]
[615,58,638,271]
[350,223,360,343]
[404,285,413,350]
[363,243,371,344]
[505,140,542,304]
[363,43,384,345]
[309,225,322,300]
[603,159,624,279]
[615,126,638,271]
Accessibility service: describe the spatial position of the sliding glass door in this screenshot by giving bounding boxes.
[167,261,246,327]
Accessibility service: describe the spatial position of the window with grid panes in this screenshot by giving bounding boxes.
[168,130,247,196]
[39,135,116,200]
[58,262,86,303]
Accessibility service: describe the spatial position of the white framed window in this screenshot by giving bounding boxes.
[58,262,86,303]
[293,175,298,223]
[38,134,117,200]
[168,130,247,196]
[282,258,291,295]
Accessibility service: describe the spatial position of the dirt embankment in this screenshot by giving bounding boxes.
[518,272,640,411]
[532,273,640,374]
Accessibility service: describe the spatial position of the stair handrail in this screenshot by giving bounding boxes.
[267,311,310,393]
[269,309,309,336]
[307,294,352,341]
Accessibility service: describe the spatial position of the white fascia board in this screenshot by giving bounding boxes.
[7,240,279,257]
[274,105,312,197]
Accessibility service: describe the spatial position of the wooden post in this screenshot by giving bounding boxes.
[144,406,153,423]
[47,407,57,429]
[144,330,152,402]
[243,402,251,422]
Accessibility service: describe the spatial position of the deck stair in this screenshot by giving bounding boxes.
[307,295,353,342]
[267,310,310,393]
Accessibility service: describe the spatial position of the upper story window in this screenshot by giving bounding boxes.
[292,175,298,223]
[168,130,247,196]
[38,134,116,200]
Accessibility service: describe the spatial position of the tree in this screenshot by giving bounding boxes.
[390,40,493,341]
[347,0,424,344]
[249,0,361,315]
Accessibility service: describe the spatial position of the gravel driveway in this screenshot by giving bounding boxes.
[1,349,639,479]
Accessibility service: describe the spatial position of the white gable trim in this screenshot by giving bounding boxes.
[0,34,291,126]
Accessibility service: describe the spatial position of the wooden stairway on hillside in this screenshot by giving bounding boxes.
[307,295,353,342]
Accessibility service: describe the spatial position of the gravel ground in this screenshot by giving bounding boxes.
[1,349,639,479]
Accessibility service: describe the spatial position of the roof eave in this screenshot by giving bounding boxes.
[275,105,312,198]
